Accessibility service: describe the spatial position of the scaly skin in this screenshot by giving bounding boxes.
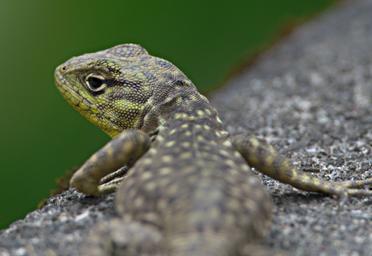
[55,44,372,255]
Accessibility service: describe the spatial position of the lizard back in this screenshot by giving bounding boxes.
[115,91,272,255]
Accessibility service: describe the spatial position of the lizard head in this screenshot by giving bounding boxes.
[55,44,194,137]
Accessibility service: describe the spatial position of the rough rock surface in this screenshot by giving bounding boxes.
[1,0,371,255]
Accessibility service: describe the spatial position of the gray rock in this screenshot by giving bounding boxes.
[1,0,371,255]
[213,0,372,255]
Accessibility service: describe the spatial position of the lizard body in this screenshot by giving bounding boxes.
[55,44,372,255]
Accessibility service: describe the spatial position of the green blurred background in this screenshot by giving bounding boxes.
[0,0,335,229]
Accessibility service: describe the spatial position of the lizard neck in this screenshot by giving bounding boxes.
[140,85,224,134]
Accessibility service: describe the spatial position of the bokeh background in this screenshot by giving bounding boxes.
[0,0,335,228]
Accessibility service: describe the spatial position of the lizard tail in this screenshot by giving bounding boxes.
[170,234,281,256]
[170,232,239,256]
[169,232,278,256]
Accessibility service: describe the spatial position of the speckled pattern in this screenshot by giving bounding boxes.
[0,0,372,255]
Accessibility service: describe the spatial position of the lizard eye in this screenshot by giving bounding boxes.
[85,74,107,92]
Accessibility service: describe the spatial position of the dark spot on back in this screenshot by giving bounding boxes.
[156,59,172,68]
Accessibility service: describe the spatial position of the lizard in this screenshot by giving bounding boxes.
[54,44,372,256]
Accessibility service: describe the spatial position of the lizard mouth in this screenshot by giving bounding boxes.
[54,67,94,110]
[54,66,122,137]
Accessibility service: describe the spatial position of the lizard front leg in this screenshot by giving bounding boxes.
[70,129,150,196]
[231,134,372,197]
